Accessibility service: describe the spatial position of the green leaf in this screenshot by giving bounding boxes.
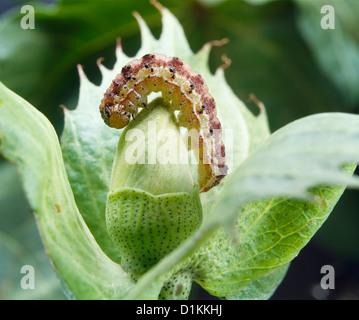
[195,186,350,298]
[127,113,359,299]
[211,113,359,219]
[227,263,290,300]
[60,66,123,263]
[196,113,359,298]
[195,114,359,299]
[0,162,65,299]
[0,82,135,299]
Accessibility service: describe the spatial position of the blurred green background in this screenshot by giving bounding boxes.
[0,0,358,300]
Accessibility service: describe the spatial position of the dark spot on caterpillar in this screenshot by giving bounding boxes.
[145,63,150,68]
[104,106,111,117]
[132,77,136,80]
[143,54,150,58]
[151,55,155,58]
[201,105,206,109]
[171,74,176,79]
[169,67,174,72]
[179,62,183,66]
[188,90,192,94]
[151,68,154,72]
[147,75,151,79]
[126,75,131,80]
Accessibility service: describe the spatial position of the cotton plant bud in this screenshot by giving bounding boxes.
[106,99,203,281]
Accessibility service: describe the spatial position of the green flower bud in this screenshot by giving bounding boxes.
[106,99,203,286]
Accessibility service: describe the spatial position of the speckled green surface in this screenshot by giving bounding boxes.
[107,187,202,278]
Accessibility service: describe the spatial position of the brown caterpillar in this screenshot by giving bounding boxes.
[99,53,227,192]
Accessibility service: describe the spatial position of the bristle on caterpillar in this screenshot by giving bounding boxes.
[99,53,227,192]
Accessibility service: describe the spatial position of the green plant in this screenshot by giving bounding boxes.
[1,2,359,300]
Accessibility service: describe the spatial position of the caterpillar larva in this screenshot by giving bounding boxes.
[99,53,227,192]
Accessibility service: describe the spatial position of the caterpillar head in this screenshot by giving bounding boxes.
[100,104,131,129]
